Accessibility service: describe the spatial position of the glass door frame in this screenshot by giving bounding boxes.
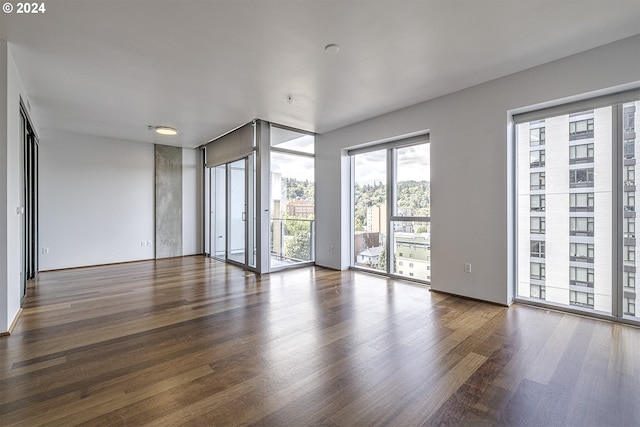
[227,157,247,266]
[209,163,227,262]
[208,153,257,271]
[20,99,39,303]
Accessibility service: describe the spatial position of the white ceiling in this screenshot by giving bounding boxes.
[1,0,639,148]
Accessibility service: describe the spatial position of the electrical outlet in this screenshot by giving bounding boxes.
[464,263,472,273]
[147,240,152,246]
[141,241,145,246]
[41,248,49,254]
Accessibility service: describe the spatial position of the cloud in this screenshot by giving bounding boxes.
[355,144,430,185]
[270,142,430,187]
[355,151,386,185]
[271,151,314,181]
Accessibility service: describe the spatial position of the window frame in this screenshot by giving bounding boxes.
[570,290,595,308]
[624,271,635,289]
[513,88,640,326]
[624,139,635,159]
[530,149,546,167]
[530,172,546,190]
[569,168,595,187]
[570,242,595,261]
[569,216,595,236]
[530,127,546,146]
[530,262,546,280]
[530,216,546,234]
[569,192,595,211]
[530,194,546,212]
[349,134,431,284]
[624,164,635,185]
[530,241,545,258]
[569,118,594,139]
[570,266,595,287]
[569,143,594,164]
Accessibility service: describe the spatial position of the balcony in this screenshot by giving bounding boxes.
[270,218,315,268]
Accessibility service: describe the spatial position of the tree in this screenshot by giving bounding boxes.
[283,177,314,201]
[377,244,387,271]
[286,228,311,261]
[282,218,312,261]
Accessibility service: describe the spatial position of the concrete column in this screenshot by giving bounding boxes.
[155,144,183,258]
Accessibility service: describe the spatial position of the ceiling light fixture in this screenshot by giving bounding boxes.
[324,43,340,54]
[149,125,178,136]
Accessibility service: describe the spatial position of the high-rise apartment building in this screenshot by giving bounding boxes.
[623,103,638,316]
[366,205,387,233]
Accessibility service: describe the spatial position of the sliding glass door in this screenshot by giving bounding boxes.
[351,137,430,282]
[208,154,256,270]
[20,104,38,302]
[228,159,246,264]
[19,108,26,301]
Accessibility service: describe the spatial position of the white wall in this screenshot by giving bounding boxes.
[5,41,24,332]
[315,35,640,305]
[39,133,203,271]
[0,40,8,333]
[0,41,30,332]
[39,130,155,269]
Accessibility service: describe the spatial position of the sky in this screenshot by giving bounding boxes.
[269,138,430,185]
[271,151,315,182]
[355,143,430,185]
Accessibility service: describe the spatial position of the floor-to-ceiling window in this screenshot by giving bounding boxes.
[269,125,315,270]
[352,150,387,272]
[350,135,430,282]
[204,121,313,273]
[391,144,431,281]
[515,90,640,323]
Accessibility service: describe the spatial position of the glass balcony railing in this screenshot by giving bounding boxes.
[270,218,315,268]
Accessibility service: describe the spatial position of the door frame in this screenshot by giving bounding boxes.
[208,153,257,272]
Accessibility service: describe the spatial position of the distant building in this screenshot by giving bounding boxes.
[366,205,386,232]
[271,172,282,218]
[357,246,384,267]
[353,232,382,264]
[395,232,431,281]
[286,199,314,217]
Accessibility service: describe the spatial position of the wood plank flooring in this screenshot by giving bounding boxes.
[1,256,639,426]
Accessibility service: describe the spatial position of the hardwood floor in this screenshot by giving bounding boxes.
[1,256,639,426]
